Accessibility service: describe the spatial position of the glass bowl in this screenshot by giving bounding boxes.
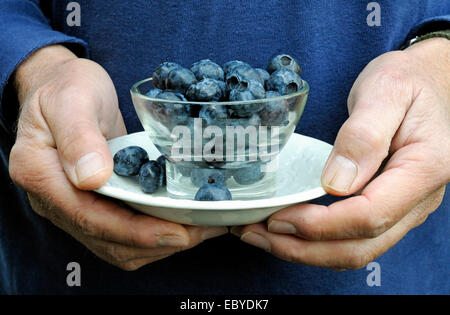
[131,78,309,200]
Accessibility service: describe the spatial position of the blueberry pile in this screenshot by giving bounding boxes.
[113,146,167,194]
[113,146,233,201]
[147,54,303,127]
[128,54,304,201]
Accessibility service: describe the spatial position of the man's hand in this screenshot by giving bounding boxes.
[9,45,226,270]
[232,38,450,270]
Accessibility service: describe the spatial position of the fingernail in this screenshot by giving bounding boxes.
[268,220,296,234]
[322,154,357,193]
[75,152,106,183]
[158,235,188,247]
[202,226,228,241]
[241,232,271,252]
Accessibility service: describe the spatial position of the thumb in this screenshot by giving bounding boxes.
[41,87,117,190]
[322,66,414,195]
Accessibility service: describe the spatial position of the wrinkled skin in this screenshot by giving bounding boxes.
[9,45,226,271]
[232,38,450,270]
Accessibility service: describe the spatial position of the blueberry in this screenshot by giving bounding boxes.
[139,160,164,193]
[190,168,229,187]
[152,90,191,129]
[157,155,167,168]
[226,65,264,91]
[209,160,247,170]
[232,162,265,185]
[266,69,303,95]
[265,90,282,98]
[190,59,224,81]
[231,80,265,100]
[258,91,289,126]
[152,62,181,89]
[255,68,270,85]
[113,146,148,176]
[146,88,162,98]
[222,60,251,75]
[215,80,227,100]
[186,78,224,102]
[156,90,188,102]
[165,67,197,94]
[156,155,167,185]
[228,80,265,117]
[267,54,302,75]
[228,112,261,129]
[194,183,232,201]
[199,104,228,126]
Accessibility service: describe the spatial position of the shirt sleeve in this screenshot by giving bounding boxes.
[0,0,88,131]
[404,14,450,43]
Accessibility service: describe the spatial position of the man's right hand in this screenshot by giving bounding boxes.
[9,45,227,270]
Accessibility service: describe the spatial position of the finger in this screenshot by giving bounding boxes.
[86,238,183,263]
[63,197,227,249]
[268,146,446,241]
[14,139,224,248]
[85,225,227,265]
[83,236,174,271]
[12,104,226,250]
[119,255,173,271]
[41,91,114,190]
[234,190,441,269]
[322,58,415,195]
[38,63,125,190]
[33,189,227,249]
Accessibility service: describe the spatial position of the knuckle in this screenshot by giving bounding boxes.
[27,193,70,235]
[58,85,99,114]
[127,229,148,249]
[297,222,323,240]
[60,84,89,99]
[288,212,325,241]
[118,260,146,271]
[273,241,307,264]
[276,246,297,263]
[72,209,96,236]
[118,263,138,271]
[359,215,391,239]
[9,147,25,187]
[9,144,49,193]
[27,193,51,219]
[57,120,96,158]
[43,81,96,112]
[341,120,389,157]
[410,186,446,228]
[9,142,30,188]
[374,65,408,87]
[37,80,58,104]
[430,190,445,211]
[344,249,374,270]
[122,215,154,248]
[413,212,429,228]
[104,244,131,263]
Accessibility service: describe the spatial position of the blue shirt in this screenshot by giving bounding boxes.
[0,0,449,294]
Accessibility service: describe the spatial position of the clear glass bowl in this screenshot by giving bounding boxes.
[131,78,309,200]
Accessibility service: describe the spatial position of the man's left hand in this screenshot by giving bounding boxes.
[232,38,450,270]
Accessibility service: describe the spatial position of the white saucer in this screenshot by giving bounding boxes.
[95,132,332,226]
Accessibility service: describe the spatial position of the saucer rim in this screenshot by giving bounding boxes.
[94,132,331,211]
